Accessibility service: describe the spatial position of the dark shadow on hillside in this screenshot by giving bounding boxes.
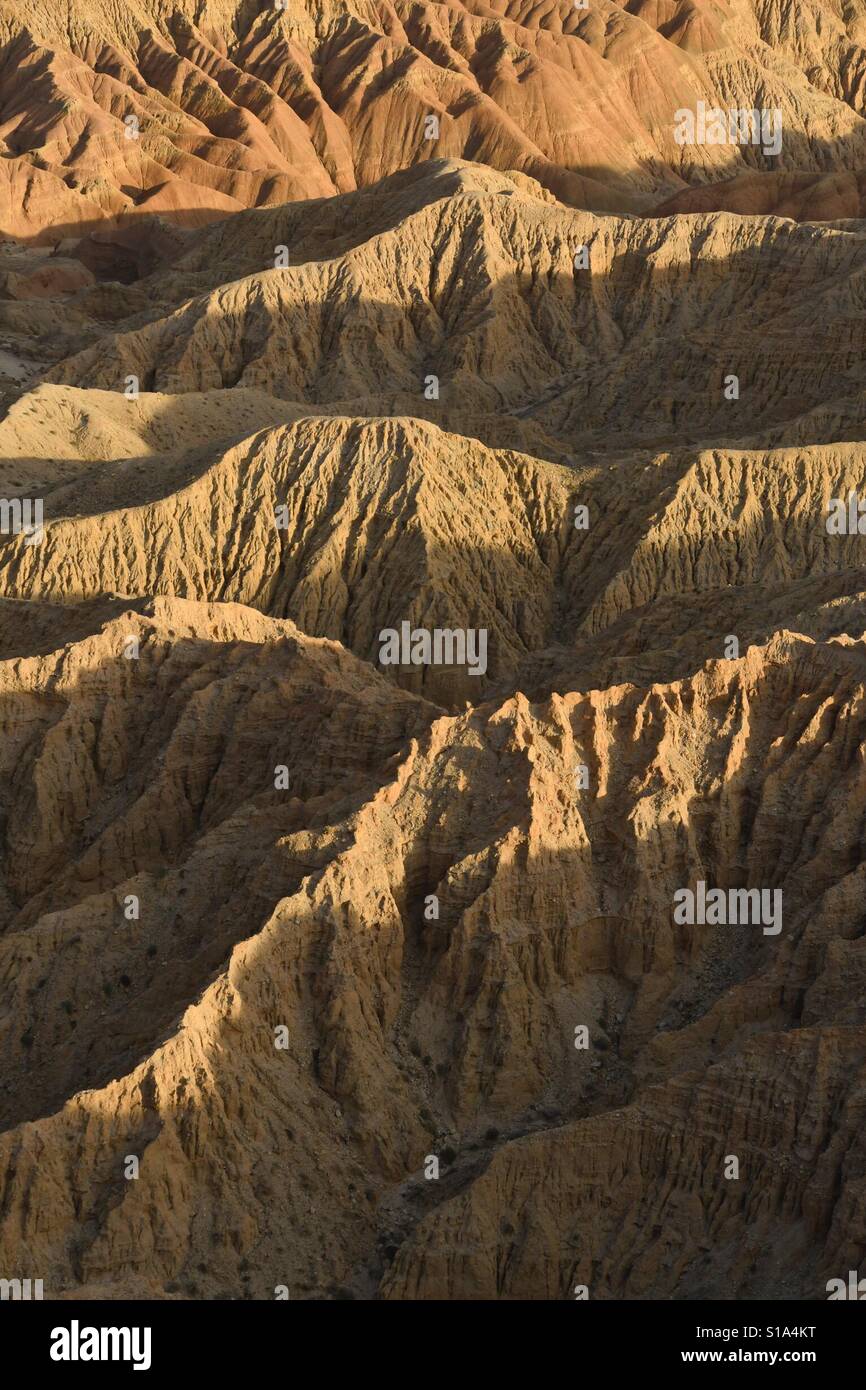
[3,214,866,706]
[0,626,440,1133]
[3,131,866,1298]
[0,636,864,1297]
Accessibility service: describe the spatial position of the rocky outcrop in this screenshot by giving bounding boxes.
[5,0,866,245]
[0,606,865,1299]
[0,36,865,1298]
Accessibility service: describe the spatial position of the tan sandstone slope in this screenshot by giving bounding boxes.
[5,0,866,247]
[0,600,864,1299]
[0,0,865,1300]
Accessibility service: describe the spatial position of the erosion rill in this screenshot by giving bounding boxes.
[0,0,863,1322]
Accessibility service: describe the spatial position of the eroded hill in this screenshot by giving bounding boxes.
[6,0,866,246]
[1,44,866,1300]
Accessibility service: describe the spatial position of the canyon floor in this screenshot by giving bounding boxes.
[0,0,865,1301]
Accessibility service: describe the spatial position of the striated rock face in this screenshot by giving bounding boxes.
[6,0,866,243]
[0,601,865,1300]
[1,10,866,1302]
[4,165,866,701]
